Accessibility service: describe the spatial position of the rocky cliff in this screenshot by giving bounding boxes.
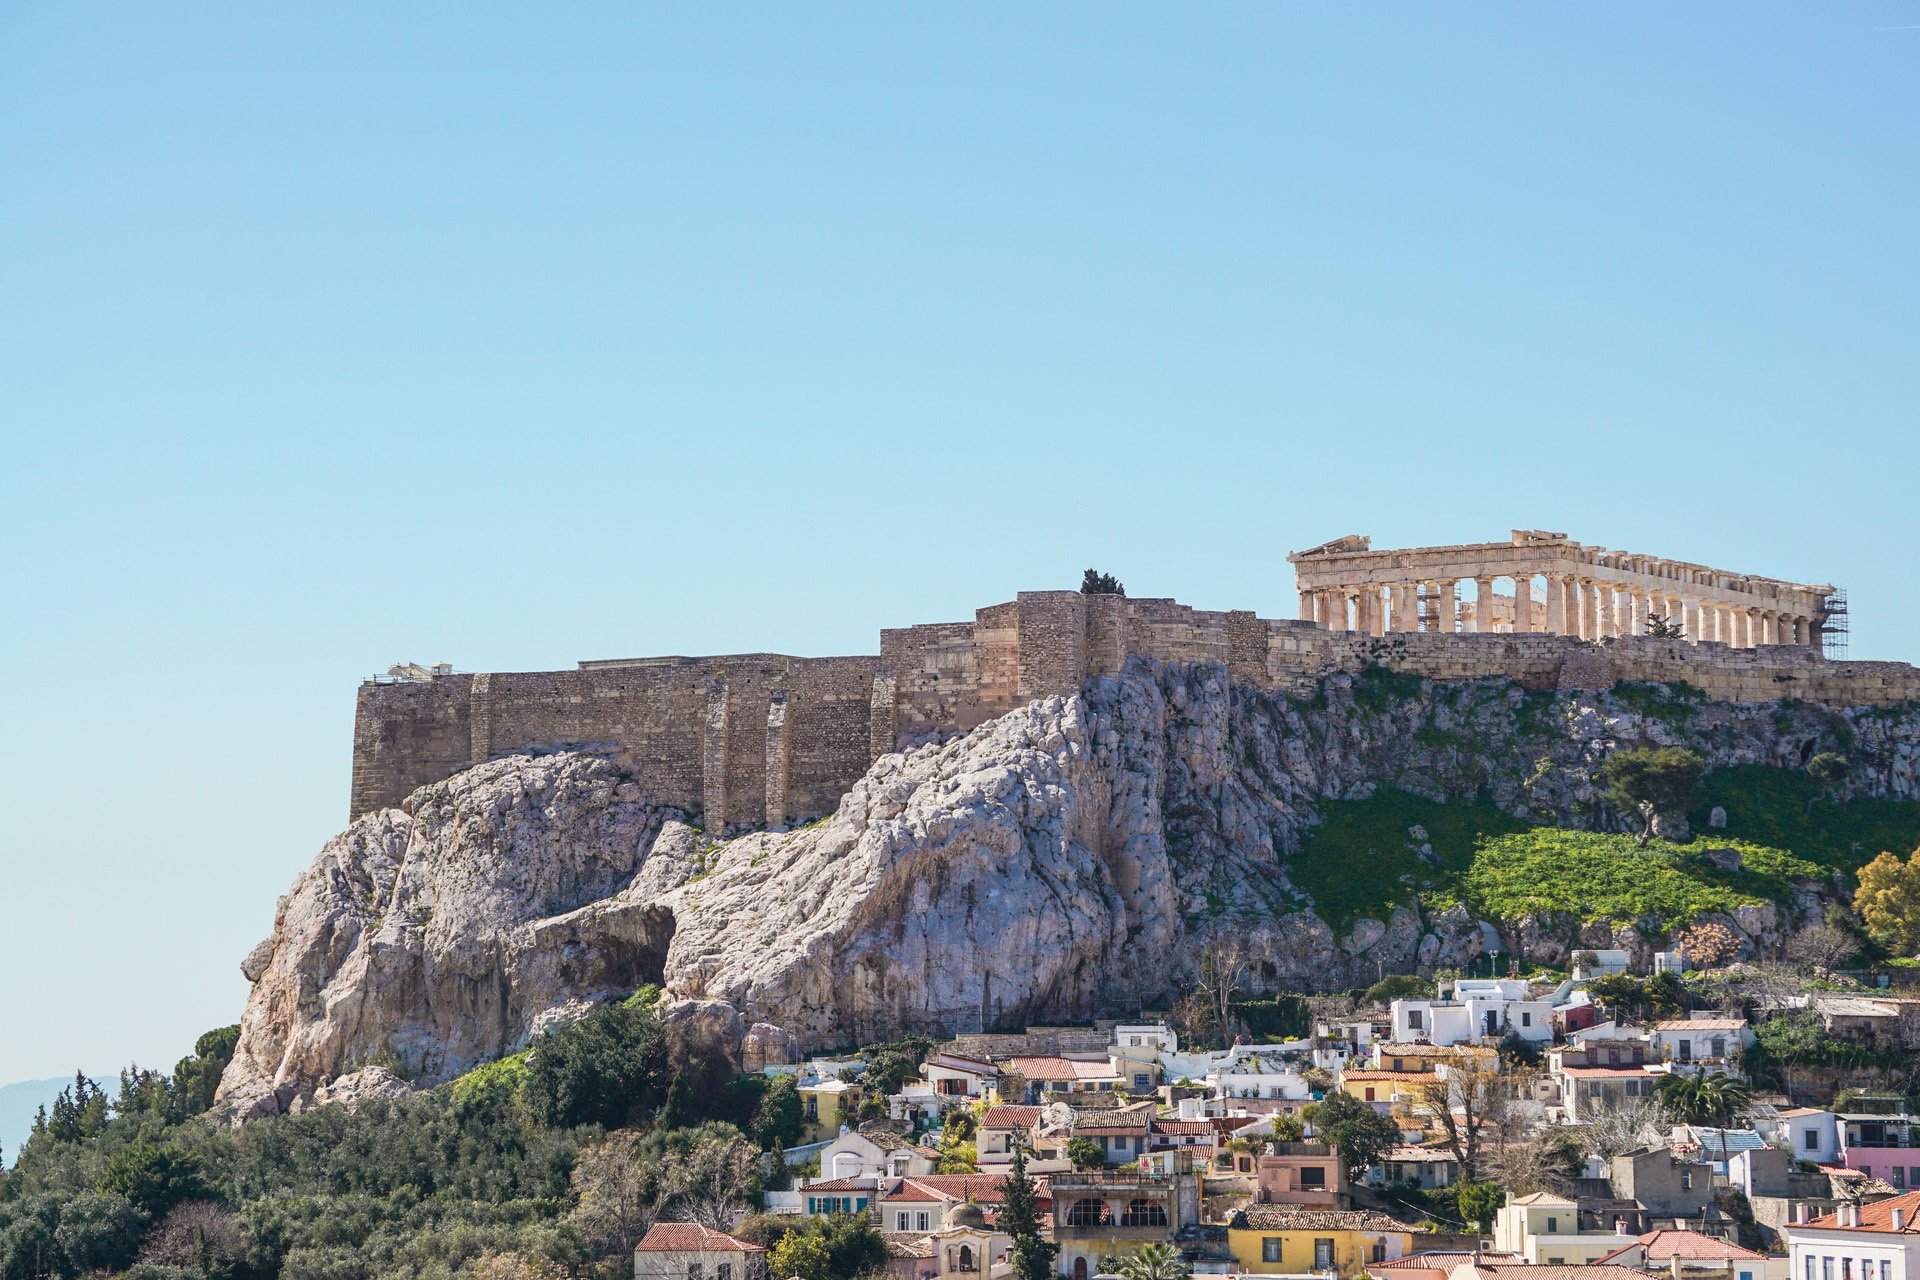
[217,663,1920,1114]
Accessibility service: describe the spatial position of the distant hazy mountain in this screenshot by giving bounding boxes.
[0,1075,104,1166]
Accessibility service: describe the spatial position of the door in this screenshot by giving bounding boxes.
[1072,1257,1088,1280]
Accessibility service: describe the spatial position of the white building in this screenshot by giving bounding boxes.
[1573,949,1632,980]
[1649,1016,1753,1075]
[1112,1024,1178,1054]
[1756,1108,1842,1165]
[1393,979,1553,1046]
[1784,1192,1920,1280]
[1492,1192,1636,1264]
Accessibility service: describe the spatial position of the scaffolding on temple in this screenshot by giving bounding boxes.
[1821,587,1849,659]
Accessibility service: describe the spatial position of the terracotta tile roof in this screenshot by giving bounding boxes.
[1651,1019,1748,1032]
[1229,1206,1410,1232]
[980,1105,1042,1129]
[1005,1056,1081,1081]
[1460,1267,1648,1280]
[1776,1107,1827,1118]
[1373,1252,1523,1270]
[1559,1066,1656,1078]
[884,1175,1030,1204]
[1611,1229,1766,1261]
[1803,1190,1920,1233]
[803,1177,875,1192]
[634,1224,764,1253]
[1382,1146,1458,1162]
[1151,1120,1216,1136]
[1341,1070,1432,1082]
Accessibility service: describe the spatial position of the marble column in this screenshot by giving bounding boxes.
[1299,589,1316,622]
[1595,584,1614,638]
[1793,616,1811,646]
[1512,576,1532,633]
[1474,577,1496,633]
[1761,612,1780,646]
[1437,579,1457,634]
[1395,583,1417,633]
[1575,581,1594,639]
[1544,576,1565,635]
[1684,599,1703,643]
[1368,588,1387,637]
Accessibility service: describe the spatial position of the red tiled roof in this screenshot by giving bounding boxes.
[1559,1066,1656,1078]
[1460,1267,1648,1280]
[1373,1253,1522,1271]
[1651,1019,1747,1031]
[981,1105,1043,1129]
[803,1177,874,1192]
[883,1175,1042,1205]
[1005,1056,1080,1081]
[1804,1191,1920,1233]
[1151,1120,1215,1136]
[1619,1230,1766,1261]
[635,1224,764,1253]
[1341,1070,1430,1083]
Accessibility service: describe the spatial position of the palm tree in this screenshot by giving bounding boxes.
[1113,1243,1193,1280]
[1657,1072,1752,1176]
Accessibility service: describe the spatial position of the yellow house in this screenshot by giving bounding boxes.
[797,1079,859,1144]
[1228,1206,1413,1276]
[1337,1069,1430,1117]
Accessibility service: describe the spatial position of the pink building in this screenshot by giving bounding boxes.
[1255,1143,1345,1206]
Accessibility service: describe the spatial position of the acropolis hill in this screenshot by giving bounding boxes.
[350,530,1919,831]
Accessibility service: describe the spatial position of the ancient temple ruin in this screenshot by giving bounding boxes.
[1288,530,1837,649]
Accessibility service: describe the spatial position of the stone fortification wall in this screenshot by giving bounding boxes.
[351,590,1920,826]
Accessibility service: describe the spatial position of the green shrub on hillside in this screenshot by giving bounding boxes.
[1694,765,1920,873]
[1287,790,1524,929]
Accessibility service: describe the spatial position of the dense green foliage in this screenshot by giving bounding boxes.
[1693,765,1920,873]
[1601,747,1706,844]
[998,1146,1056,1280]
[1300,1091,1399,1183]
[1228,994,1310,1040]
[1293,790,1833,932]
[736,1213,885,1280]
[0,994,821,1280]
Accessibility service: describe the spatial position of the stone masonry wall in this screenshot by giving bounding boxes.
[350,590,1920,826]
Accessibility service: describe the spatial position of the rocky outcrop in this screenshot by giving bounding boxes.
[218,663,1920,1114]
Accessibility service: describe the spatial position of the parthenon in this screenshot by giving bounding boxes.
[1287,530,1837,649]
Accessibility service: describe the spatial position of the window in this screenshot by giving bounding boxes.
[1841,1261,1851,1280]
[1365,1088,1376,1102]
[1120,1199,1167,1228]
[1134,1074,1151,1091]
[1314,1239,1335,1271]
[896,1212,911,1231]
[1371,1241,1388,1264]
[1822,1257,1832,1280]
[916,1212,930,1232]
[1806,1130,1820,1150]
[688,1266,703,1280]
[1408,1011,1423,1030]
[1067,1198,1106,1227]
[1546,1217,1559,1233]
[1678,1041,1693,1061]
[718,1267,732,1280]
[958,1246,974,1272]
[1522,1012,1532,1028]
[1263,1240,1283,1264]
[1805,1261,1816,1280]
[1712,1038,1727,1057]
[1681,1171,1694,1190]
[1881,1262,1892,1280]
[1895,1168,1907,1189]
[1301,1166,1326,1188]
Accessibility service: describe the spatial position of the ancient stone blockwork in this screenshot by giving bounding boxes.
[350,534,1916,829]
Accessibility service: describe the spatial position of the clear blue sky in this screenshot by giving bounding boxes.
[2,5,1916,1088]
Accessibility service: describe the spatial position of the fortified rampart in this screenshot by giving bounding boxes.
[351,591,1920,828]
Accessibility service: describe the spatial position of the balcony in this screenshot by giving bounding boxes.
[1050,1172,1174,1192]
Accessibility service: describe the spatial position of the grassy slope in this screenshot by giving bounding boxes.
[1292,768,1920,934]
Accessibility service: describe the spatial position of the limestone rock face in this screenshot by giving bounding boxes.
[219,661,1920,1112]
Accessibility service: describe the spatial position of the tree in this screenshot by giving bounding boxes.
[1197,938,1251,1047]
[1656,1072,1752,1172]
[1363,975,1435,1006]
[569,1130,670,1255]
[1492,1126,1583,1196]
[1453,1181,1503,1233]
[1807,753,1850,813]
[770,1231,833,1280]
[1673,921,1741,970]
[998,1145,1057,1280]
[1412,1051,1533,1180]
[667,1130,762,1229]
[99,1141,207,1219]
[1081,569,1125,596]
[140,1201,247,1278]
[1646,614,1685,639]
[1580,1100,1662,1159]
[1113,1242,1192,1280]
[1856,848,1920,956]
[755,1075,806,1151]
[1267,1113,1306,1144]
[1302,1091,1400,1182]
[524,998,669,1129]
[1601,747,1706,846]
[1066,1137,1104,1171]
[172,1025,241,1118]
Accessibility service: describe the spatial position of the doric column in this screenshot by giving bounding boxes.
[1300,589,1317,622]
[1626,591,1646,637]
[1574,580,1593,639]
[1437,580,1457,634]
[1544,576,1565,635]
[1734,609,1752,648]
[1393,583,1417,633]
[1366,587,1387,637]
[1793,616,1811,646]
[1321,591,1344,630]
[1595,584,1615,638]
[1512,576,1532,633]
[1474,577,1496,633]
[1684,599,1703,643]
[1761,612,1780,646]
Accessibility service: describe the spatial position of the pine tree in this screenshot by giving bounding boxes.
[998,1144,1057,1280]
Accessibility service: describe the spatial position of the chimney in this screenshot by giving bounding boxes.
[1793,1204,1808,1225]
[1893,1208,1907,1231]
[1616,1218,1630,1235]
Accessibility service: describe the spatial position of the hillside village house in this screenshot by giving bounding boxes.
[1225,1205,1412,1274]
[1391,979,1553,1046]
[632,1224,765,1280]
[1493,1193,1636,1264]
[1784,1192,1920,1280]
[1339,1069,1429,1117]
[1600,1227,1781,1280]
[817,1127,937,1181]
[1649,1017,1754,1074]
[797,1078,859,1144]
[1757,1108,1843,1165]
[800,1178,876,1217]
[883,1176,1032,1236]
[1051,1163,1199,1280]
[1254,1143,1346,1206]
[1549,1039,1659,1123]
[976,1105,1047,1170]
[1369,1146,1460,1191]
[1839,1111,1920,1188]
[1005,1056,1122,1099]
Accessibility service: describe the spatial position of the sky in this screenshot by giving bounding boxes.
[1,4,1917,1089]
